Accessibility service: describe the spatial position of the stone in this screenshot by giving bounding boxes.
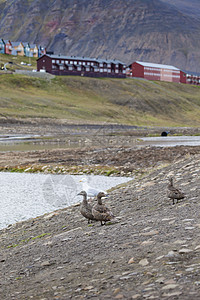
[113,288,121,295]
[115,294,124,299]
[165,251,176,257]
[132,295,141,299]
[141,230,159,236]
[161,284,179,290]
[139,259,149,266]
[163,291,182,297]
[128,257,135,264]
[84,286,94,290]
[41,261,51,267]
[141,240,153,246]
[156,255,164,260]
[179,248,193,254]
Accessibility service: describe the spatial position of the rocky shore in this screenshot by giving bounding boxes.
[0,145,200,299]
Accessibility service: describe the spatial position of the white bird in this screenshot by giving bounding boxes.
[79,178,107,198]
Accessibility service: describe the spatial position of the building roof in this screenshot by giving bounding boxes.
[183,70,200,77]
[135,61,180,71]
[41,54,126,65]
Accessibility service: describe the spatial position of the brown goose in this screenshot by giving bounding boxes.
[78,191,96,223]
[92,192,114,226]
[167,177,185,205]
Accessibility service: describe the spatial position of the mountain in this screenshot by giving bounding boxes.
[0,0,200,71]
[161,0,200,18]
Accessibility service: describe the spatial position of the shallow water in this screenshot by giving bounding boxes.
[0,173,131,230]
[140,136,200,147]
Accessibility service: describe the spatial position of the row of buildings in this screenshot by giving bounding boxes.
[37,54,200,85]
[0,39,46,58]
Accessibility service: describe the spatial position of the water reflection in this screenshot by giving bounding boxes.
[0,173,131,230]
[140,136,200,147]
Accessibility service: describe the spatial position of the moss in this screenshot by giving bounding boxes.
[32,233,51,240]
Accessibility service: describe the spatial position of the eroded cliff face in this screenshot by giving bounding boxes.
[0,0,200,71]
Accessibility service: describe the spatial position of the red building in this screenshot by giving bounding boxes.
[128,61,186,84]
[4,40,12,55]
[37,54,126,78]
[185,71,200,85]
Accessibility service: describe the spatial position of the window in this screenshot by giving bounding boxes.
[91,62,94,66]
[100,69,103,72]
[83,62,86,65]
[69,67,73,71]
[61,60,64,63]
[86,67,90,71]
[74,61,77,65]
[52,60,55,63]
[56,60,59,63]
[100,63,103,67]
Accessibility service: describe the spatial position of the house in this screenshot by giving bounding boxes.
[12,42,25,56]
[37,54,126,78]
[30,44,39,58]
[4,40,12,55]
[24,43,33,57]
[128,61,186,84]
[0,39,5,54]
[38,46,46,57]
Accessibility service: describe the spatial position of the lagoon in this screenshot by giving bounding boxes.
[0,173,131,230]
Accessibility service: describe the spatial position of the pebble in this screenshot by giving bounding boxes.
[161,284,179,290]
[163,291,182,297]
[141,240,153,246]
[141,230,159,236]
[156,255,164,260]
[113,288,121,295]
[165,251,176,257]
[132,295,141,299]
[128,257,135,264]
[115,294,124,299]
[41,261,52,267]
[139,259,149,266]
[84,286,94,290]
[179,248,193,254]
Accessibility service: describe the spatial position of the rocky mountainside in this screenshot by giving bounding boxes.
[0,0,200,71]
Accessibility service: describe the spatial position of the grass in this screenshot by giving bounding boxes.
[0,53,37,71]
[0,58,200,126]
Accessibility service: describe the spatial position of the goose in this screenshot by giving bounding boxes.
[167,177,185,205]
[78,191,96,223]
[92,192,114,226]
[79,177,107,198]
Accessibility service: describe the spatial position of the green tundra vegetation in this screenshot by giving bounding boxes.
[0,71,200,126]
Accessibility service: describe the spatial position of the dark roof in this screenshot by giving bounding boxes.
[40,54,126,65]
[182,70,200,77]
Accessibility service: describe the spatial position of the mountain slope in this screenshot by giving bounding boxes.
[0,74,200,126]
[0,0,200,71]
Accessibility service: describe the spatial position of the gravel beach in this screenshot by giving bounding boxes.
[0,119,200,299]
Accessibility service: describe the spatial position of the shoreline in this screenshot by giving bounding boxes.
[0,120,200,299]
[0,151,200,299]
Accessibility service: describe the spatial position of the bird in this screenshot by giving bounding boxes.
[92,192,115,226]
[167,177,185,205]
[78,191,96,223]
[79,177,107,198]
